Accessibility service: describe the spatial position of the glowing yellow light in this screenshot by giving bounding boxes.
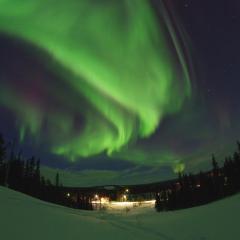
[97,197,109,204]
[91,199,156,210]
[66,193,70,197]
[125,189,129,193]
[110,200,156,209]
[95,194,99,199]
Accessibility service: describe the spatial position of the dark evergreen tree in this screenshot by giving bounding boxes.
[35,159,41,184]
[0,134,6,164]
[212,154,219,177]
[55,172,59,188]
[237,141,240,154]
[29,156,35,178]
[41,176,46,187]
[0,134,6,185]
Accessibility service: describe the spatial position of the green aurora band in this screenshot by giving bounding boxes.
[0,0,192,163]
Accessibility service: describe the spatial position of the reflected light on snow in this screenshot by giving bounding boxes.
[92,199,156,210]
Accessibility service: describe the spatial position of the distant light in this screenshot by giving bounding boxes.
[91,199,156,209]
[67,193,70,197]
[101,197,109,203]
[92,197,109,204]
[123,195,127,201]
[196,184,201,188]
[125,189,129,193]
[95,194,99,199]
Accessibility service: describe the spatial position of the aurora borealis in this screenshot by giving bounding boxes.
[0,0,239,183]
[0,1,191,157]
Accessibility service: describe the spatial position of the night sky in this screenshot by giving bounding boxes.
[0,0,239,185]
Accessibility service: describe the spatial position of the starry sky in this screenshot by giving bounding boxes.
[0,0,239,185]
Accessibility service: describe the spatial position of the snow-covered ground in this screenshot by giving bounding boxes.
[0,186,239,240]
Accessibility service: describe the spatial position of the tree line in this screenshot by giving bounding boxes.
[2,132,240,213]
[155,142,240,212]
[0,134,93,210]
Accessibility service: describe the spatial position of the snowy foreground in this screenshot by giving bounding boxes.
[0,187,239,240]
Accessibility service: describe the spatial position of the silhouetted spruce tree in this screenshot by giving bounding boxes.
[183,174,192,207]
[211,154,220,198]
[167,184,177,210]
[7,151,16,189]
[35,159,41,185]
[232,151,240,190]
[24,159,30,193]
[15,151,24,191]
[198,171,208,204]
[29,157,35,178]
[54,172,61,203]
[237,141,240,154]
[7,151,24,191]
[46,179,52,186]
[223,156,235,194]
[55,172,59,188]
[29,157,36,194]
[40,176,46,200]
[0,134,6,185]
[0,134,6,164]
[212,154,219,177]
[32,158,41,197]
[236,141,240,187]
